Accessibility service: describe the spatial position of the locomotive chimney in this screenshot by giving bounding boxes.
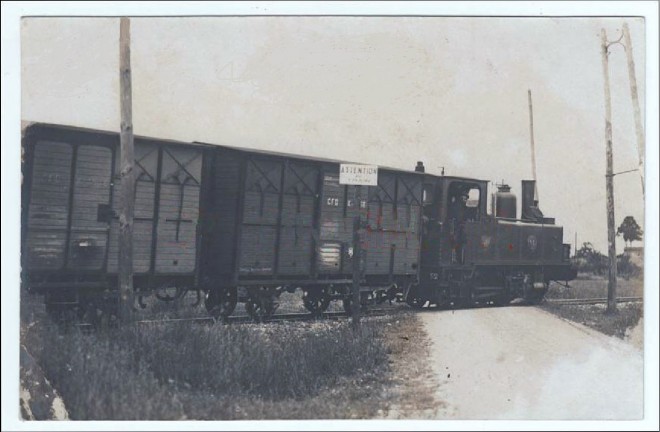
[521,180,545,222]
[415,161,425,173]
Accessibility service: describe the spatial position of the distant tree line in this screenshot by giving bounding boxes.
[572,216,643,279]
[573,242,641,279]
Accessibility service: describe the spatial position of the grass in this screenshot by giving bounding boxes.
[541,302,643,340]
[545,274,644,300]
[21,306,393,420]
[542,275,644,341]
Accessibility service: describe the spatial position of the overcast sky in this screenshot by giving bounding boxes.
[21,15,646,253]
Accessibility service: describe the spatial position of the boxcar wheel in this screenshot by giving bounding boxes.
[342,294,368,316]
[245,297,277,322]
[302,289,330,315]
[205,287,238,320]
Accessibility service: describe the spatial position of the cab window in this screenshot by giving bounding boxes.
[466,187,480,208]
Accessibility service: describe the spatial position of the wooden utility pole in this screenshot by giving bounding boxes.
[527,89,539,201]
[118,17,135,322]
[600,28,618,314]
[622,23,645,197]
[351,186,362,331]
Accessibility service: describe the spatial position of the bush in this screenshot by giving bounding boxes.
[574,242,608,276]
[617,254,642,280]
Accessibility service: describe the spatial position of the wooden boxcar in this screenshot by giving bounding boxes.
[198,144,424,318]
[21,124,205,318]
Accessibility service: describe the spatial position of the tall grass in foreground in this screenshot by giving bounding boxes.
[24,320,387,420]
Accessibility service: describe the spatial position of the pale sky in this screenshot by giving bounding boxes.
[20,16,646,254]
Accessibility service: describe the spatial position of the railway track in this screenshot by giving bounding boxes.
[132,307,397,326]
[544,296,643,306]
[136,296,644,325]
[68,296,642,329]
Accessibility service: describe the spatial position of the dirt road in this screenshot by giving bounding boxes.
[421,306,643,420]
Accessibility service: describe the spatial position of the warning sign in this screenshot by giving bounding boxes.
[339,164,378,186]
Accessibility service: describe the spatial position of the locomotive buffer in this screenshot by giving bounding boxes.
[339,164,378,330]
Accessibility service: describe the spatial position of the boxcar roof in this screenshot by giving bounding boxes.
[193,140,428,175]
[23,122,205,149]
[22,122,487,182]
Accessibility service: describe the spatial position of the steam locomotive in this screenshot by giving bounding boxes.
[21,123,577,321]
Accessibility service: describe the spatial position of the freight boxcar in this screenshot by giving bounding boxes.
[21,124,206,321]
[198,144,423,319]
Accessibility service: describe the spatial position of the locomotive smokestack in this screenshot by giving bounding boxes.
[522,180,545,222]
[415,161,425,173]
[522,180,535,217]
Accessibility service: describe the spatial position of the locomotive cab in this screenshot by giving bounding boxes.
[421,177,488,266]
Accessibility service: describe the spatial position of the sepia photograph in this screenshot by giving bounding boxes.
[2,2,658,431]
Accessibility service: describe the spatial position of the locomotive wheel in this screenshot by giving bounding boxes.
[525,287,548,305]
[493,291,511,307]
[432,292,451,309]
[404,282,427,309]
[245,297,277,322]
[465,289,478,308]
[406,296,427,309]
[205,287,238,320]
[302,289,331,315]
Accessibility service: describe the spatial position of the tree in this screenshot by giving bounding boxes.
[574,242,608,275]
[616,216,643,247]
[617,253,642,280]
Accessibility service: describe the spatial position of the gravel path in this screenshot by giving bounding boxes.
[420,306,643,420]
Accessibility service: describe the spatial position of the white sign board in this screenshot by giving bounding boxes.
[339,164,379,186]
